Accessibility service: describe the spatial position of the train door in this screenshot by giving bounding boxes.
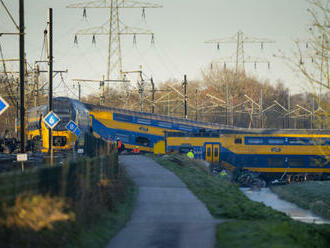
[205,143,220,164]
[205,144,213,163]
[213,144,220,164]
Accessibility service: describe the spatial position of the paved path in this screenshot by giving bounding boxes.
[107,155,216,248]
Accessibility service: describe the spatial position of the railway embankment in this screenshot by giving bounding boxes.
[151,154,330,248]
[270,181,330,220]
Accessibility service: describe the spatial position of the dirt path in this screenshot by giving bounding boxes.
[107,155,216,248]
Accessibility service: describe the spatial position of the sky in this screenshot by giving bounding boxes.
[0,0,315,99]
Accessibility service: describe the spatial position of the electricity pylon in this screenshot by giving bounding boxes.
[67,0,162,90]
[205,31,275,73]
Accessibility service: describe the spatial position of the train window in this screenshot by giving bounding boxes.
[310,156,327,167]
[246,137,264,145]
[214,148,218,157]
[288,138,312,145]
[288,157,306,167]
[234,138,242,144]
[207,148,211,157]
[268,158,285,167]
[135,136,150,146]
[268,138,284,145]
[311,138,328,146]
[53,136,67,147]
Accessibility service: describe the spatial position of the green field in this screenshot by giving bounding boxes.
[151,154,330,248]
[271,181,330,220]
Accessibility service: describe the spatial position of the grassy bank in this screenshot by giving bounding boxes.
[271,181,330,220]
[0,155,137,248]
[151,154,330,248]
[65,174,137,248]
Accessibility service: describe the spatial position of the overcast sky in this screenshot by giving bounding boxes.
[0,0,314,98]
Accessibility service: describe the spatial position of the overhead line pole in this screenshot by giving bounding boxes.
[19,0,25,154]
[48,8,54,164]
[183,75,187,119]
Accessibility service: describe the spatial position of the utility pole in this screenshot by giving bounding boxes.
[151,77,155,113]
[205,31,275,73]
[19,0,25,154]
[288,91,291,129]
[48,8,54,164]
[195,88,198,121]
[225,83,229,125]
[183,74,187,119]
[78,82,81,101]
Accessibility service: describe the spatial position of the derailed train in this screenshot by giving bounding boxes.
[26,97,330,179]
[165,129,330,181]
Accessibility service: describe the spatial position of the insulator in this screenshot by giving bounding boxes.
[133,34,137,45]
[217,43,220,50]
[151,34,155,44]
[261,42,264,50]
[311,57,314,63]
[254,62,257,69]
[74,35,78,45]
[142,8,146,19]
[299,58,304,65]
[306,43,309,48]
[224,62,226,69]
[268,62,270,69]
[83,8,87,19]
[210,63,213,70]
[92,34,96,45]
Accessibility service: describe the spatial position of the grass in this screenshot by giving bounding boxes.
[65,175,137,248]
[151,154,330,248]
[271,181,330,220]
[0,161,138,248]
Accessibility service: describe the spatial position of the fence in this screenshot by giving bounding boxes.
[0,152,118,206]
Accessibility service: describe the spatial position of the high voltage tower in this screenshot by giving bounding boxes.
[205,31,275,73]
[67,0,162,91]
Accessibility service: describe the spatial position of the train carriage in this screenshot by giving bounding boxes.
[165,129,330,180]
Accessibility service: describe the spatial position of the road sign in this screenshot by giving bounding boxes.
[74,127,81,137]
[43,111,61,129]
[65,120,78,133]
[17,153,28,162]
[0,96,9,116]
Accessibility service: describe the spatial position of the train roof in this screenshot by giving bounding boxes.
[84,103,232,129]
[166,128,330,137]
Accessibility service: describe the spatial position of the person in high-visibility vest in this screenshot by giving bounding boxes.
[187,149,194,159]
[117,137,123,153]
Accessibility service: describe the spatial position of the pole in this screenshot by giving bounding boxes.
[48,8,53,164]
[225,82,229,125]
[100,75,105,105]
[183,74,187,119]
[78,82,81,101]
[151,77,155,113]
[288,91,290,129]
[195,88,198,121]
[19,0,25,154]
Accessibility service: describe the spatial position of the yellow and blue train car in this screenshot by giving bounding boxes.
[27,97,90,152]
[86,104,227,153]
[165,129,330,179]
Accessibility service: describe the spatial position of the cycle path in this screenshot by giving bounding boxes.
[107,155,216,248]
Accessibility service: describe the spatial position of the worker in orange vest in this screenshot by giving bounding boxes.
[117,137,123,153]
